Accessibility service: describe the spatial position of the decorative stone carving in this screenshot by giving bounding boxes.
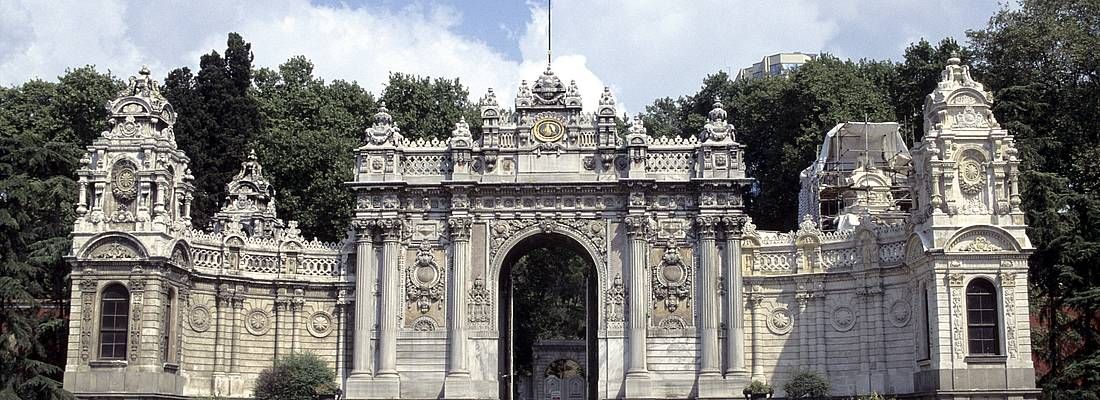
[246,309,270,336]
[111,160,138,203]
[128,278,145,362]
[447,217,472,241]
[947,271,965,359]
[363,102,403,145]
[960,236,1001,252]
[406,242,445,314]
[90,241,140,259]
[700,100,735,143]
[79,280,97,362]
[307,311,334,338]
[958,158,985,195]
[189,305,211,332]
[889,299,912,327]
[1001,272,1019,358]
[658,315,687,330]
[831,306,856,332]
[767,306,793,335]
[605,273,625,323]
[652,248,691,312]
[468,276,492,327]
[412,316,437,332]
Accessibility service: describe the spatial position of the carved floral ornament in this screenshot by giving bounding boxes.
[406,242,445,314]
[111,160,139,203]
[246,309,270,336]
[832,306,856,332]
[652,248,691,312]
[189,305,211,332]
[307,311,334,338]
[767,306,793,335]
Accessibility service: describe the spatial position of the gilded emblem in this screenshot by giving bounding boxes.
[532,117,565,142]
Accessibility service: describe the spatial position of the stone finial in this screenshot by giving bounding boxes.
[452,117,471,138]
[373,101,394,126]
[480,88,499,107]
[629,113,647,136]
[700,97,734,142]
[708,98,728,123]
[599,86,615,106]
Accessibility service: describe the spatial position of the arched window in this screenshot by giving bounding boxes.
[99,284,130,360]
[966,278,1000,355]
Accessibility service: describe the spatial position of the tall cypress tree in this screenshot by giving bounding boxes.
[165,33,261,229]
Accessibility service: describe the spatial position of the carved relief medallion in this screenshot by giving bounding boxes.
[767,306,793,335]
[307,311,334,338]
[246,309,270,336]
[189,305,211,332]
[890,299,912,327]
[832,306,856,332]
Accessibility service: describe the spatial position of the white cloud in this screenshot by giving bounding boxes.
[1,0,1000,118]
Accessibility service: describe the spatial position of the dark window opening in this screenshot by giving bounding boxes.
[966,278,1000,355]
[99,284,130,360]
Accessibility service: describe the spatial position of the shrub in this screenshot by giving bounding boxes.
[782,370,830,398]
[253,352,337,400]
[743,380,773,397]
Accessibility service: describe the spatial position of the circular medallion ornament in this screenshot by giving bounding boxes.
[767,307,793,335]
[890,300,912,327]
[307,311,334,337]
[532,117,565,142]
[111,164,138,202]
[246,309,270,336]
[832,306,856,332]
[189,306,211,332]
[958,159,984,195]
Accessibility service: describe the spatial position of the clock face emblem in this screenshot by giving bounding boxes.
[532,118,565,142]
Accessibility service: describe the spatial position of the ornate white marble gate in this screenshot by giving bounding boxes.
[64,59,1040,400]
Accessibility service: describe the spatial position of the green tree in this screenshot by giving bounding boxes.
[252,352,336,400]
[164,32,262,230]
[968,0,1100,397]
[380,73,480,140]
[252,56,376,241]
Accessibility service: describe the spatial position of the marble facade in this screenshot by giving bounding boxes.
[63,58,1038,399]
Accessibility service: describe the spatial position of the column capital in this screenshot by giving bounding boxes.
[721,215,748,235]
[447,217,472,241]
[746,292,764,309]
[623,215,650,238]
[695,215,720,238]
[377,219,404,241]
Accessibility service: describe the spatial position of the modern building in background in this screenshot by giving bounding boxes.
[735,52,817,80]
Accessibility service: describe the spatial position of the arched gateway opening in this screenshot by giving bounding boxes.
[498,233,599,400]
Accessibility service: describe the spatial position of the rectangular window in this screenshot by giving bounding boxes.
[966,287,1000,354]
[161,291,173,363]
[99,296,129,359]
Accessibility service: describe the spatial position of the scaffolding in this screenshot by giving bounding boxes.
[800,122,912,231]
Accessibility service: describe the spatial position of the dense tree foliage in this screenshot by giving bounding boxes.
[967,0,1100,397]
[164,33,262,231]
[0,66,120,399]
[380,72,481,140]
[252,56,376,242]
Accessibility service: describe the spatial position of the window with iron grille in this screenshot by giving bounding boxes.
[99,284,130,360]
[966,278,1000,355]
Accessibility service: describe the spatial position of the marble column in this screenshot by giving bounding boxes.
[376,220,402,379]
[696,216,721,376]
[350,226,375,377]
[624,215,649,377]
[747,292,765,383]
[446,217,472,377]
[722,217,746,374]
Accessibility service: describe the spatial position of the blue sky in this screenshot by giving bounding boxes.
[1,0,1007,113]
